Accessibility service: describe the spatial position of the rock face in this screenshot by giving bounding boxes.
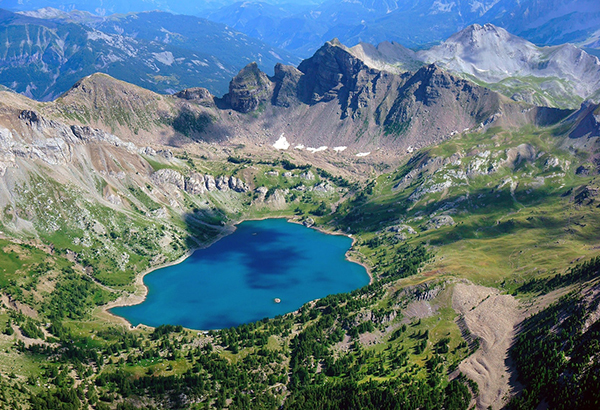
[226,62,273,113]
[216,175,230,191]
[151,169,185,190]
[205,175,217,191]
[185,173,207,195]
[568,102,600,139]
[229,176,249,192]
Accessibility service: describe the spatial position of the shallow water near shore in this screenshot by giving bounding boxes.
[111,219,369,330]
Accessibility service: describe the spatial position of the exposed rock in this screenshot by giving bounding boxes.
[266,170,279,176]
[140,146,156,156]
[266,188,287,208]
[226,62,273,113]
[105,193,122,205]
[185,173,207,195]
[504,144,536,168]
[313,182,333,193]
[388,224,417,234]
[271,63,303,107]
[283,172,293,177]
[205,175,216,191]
[216,175,230,191]
[229,176,249,192]
[255,186,268,201]
[573,186,598,205]
[576,165,592,176]
[151,169,185,190]
[544,156,560,169]
[157,150,173,160]
[300,171,315,180]
[423,215,455,230]
[174,88,215,107]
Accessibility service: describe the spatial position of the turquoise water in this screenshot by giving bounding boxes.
[111,219,369,330]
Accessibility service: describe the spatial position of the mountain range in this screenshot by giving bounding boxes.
[2,5,598,112]
[206,0,600,57]
[0,8,299,100]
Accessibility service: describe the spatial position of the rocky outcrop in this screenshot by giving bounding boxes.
[229,176,249,192]
[151,169,185,190]
[152,170,250,195]
[185,173,207,195]
[174,88,215,107]
[423,215,455,230]
[388,224,417,235]
[313,182,334,193]
[300,171,315,180]
[226,62,273,113]
[205,175,217,191]
[271,63,303,107]
[216,175,230,191]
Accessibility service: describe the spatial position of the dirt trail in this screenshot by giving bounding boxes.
[452,282,521,410]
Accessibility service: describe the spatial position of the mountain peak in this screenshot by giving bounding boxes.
[226,62,273,113]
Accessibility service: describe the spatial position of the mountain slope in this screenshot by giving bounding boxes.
[345,24,600,109]
[0,8,299,100]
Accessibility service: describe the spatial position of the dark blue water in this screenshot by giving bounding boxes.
[111,219,369,329]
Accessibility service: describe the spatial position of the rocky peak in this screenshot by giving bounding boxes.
[271,63,303,107]
[226,62,273,113]
[296,39,372,104]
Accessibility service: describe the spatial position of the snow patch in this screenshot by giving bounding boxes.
[307,146,328,153]
[273,134,290,150]
[294,144,305,150]
[356,152,371,157]
[333,146,347,152]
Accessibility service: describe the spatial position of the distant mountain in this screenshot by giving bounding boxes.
[0,8,299,100]
[346,24,600,109]
[0,0,322,16]
[206,0,600,57]
[480,0,600,47]
[0,0,233,15]
[4,0,599,57]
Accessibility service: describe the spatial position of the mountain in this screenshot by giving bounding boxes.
[0,8,299,100]
[480,0,600,47]
[345,24,600,109]
[206,0,600,58]
[207,0,502,56]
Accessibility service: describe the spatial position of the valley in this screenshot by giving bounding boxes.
[0,19,598,410]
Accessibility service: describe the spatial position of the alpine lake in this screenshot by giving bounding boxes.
[111,219,370,330]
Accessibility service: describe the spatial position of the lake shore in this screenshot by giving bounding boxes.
[98,215,371,329]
